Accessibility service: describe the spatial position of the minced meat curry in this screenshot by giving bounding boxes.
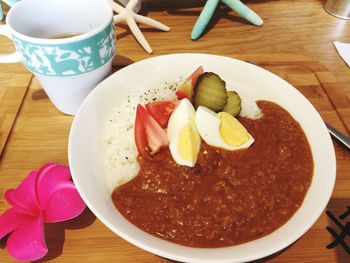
[112,101,313,247]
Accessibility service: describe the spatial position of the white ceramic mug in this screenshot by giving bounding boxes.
[0,0,116,115]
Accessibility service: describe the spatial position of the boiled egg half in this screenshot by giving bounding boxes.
[196,106,254,151]
[167,99,201,167]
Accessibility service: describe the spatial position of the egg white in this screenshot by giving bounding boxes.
[195,106,254,151]
[167,99,196,141]
[167,99,200,167]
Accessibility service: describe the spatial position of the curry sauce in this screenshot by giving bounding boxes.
[112,101,313,247]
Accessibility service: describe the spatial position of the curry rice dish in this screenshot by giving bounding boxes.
[112,101,314,248]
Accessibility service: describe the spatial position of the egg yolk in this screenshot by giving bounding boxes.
[177,123,201,162]
[217,112,250,146]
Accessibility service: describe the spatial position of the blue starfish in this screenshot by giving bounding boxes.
[191,0,263,40]
[0,0,20,21]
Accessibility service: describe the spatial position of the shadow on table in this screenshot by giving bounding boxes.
[111,55,135,73]
[115,23,167,42]
[34,208,96,262]
[107,0,283,45]
[0,235,7,250]
[139,3,260,41]
[174,5,253,37]
[143,0,277,11]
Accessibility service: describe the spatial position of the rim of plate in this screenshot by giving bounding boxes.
[68,53,336,263]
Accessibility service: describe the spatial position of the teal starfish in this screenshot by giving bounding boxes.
[0,0,20,21]
[191,0,263,40]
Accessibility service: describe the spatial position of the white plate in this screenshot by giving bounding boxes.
[68,53,336,263]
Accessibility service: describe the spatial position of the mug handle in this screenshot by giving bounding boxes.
[0,25,21,63]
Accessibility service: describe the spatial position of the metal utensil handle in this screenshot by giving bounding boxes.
[326,123,350,150]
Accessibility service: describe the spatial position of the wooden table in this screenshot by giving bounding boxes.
[1,1,350,262]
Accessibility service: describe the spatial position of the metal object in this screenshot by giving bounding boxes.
[324,0,350,20]
[326,122,350,151]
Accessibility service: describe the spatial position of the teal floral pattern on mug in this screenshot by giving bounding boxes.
[12,22,115,77]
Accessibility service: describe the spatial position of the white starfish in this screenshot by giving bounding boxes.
[108,0,170,54]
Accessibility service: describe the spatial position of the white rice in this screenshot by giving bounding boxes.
[230,85,263,119]
[103,85,177,192]
[239,93,262,119]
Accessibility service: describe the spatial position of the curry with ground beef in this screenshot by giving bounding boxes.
[112,101,313,247]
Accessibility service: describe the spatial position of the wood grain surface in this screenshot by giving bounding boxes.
[0,0,350,262]
[0,54,349,263]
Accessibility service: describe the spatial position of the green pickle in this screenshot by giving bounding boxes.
[223,91,242,116]
[193,72,228,112]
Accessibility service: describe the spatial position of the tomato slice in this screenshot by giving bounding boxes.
[145,100,178,128]
[134,105,149,157]
[134,104,169,157]
[176,66,204,101]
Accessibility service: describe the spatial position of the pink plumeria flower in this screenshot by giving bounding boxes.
[0,163,86,261]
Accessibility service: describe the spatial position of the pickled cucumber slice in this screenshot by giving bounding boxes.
[223,91,242,117]
[193,72,228,112]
